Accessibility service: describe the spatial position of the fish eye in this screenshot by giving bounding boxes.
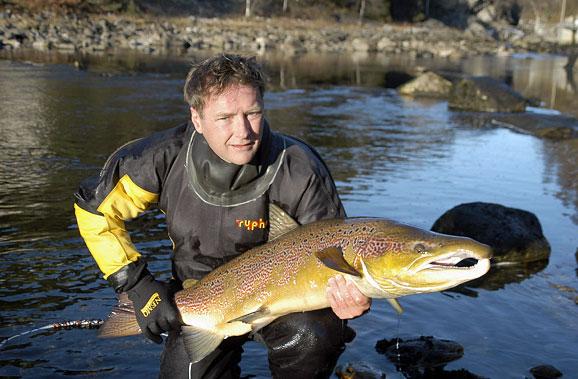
[414,243,427,254]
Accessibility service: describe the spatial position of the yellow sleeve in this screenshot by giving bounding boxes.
[74,174,159,279]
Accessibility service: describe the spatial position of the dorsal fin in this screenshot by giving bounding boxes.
[268,203,300,241]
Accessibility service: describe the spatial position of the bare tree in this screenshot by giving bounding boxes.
[283,0,288,13]
[359,0,366,24]
[245,0,251,17]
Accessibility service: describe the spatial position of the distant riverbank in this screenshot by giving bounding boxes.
[0,7,572,61]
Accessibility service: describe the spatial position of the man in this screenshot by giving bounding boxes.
[74,54,370,378]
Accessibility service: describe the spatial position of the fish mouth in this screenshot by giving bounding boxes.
[415,249,491,278]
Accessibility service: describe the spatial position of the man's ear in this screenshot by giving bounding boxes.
[190,107,203,134]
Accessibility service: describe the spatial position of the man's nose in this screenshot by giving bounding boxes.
[232,115,252,138]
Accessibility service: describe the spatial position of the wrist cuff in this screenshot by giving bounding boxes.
[107,260,149,293]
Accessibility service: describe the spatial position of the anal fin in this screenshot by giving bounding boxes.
[182,326,224,363]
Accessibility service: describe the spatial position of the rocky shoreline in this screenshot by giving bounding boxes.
[0,7,570,59]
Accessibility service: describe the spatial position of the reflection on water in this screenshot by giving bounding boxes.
[0,52,577,378]
[542,138,578,225]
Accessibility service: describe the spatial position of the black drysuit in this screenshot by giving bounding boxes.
[74,121,351,378]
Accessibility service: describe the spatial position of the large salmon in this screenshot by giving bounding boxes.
[100,204,491,363]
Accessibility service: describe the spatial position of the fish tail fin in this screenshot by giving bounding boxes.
[182,325,224,363]
[98,292,142,338]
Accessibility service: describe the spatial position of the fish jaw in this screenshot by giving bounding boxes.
[359,231,492,297]
[410,234,491,275]
[409,247,491,287]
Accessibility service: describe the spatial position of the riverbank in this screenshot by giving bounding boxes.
[0,6,571,60]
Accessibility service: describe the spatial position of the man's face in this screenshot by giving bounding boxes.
[190,84,264,166]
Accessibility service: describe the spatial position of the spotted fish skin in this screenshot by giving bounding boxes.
[176,218,375,328]
[175,216,491,337]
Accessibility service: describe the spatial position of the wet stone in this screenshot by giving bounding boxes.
[490,113,578,140]
[530,364,563,379]
[432,202,551,263]
[375,336,464,370]
[448,76,527,113]
[335,362,385,379]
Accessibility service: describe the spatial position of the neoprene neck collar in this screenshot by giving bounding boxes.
[185,121,286,207]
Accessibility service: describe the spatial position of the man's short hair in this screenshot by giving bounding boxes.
[183,54,266,116]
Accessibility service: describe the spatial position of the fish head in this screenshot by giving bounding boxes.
[358,221,492,298]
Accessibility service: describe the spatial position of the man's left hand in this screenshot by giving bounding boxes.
[326,275,371,319]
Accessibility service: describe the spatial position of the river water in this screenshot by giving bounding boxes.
[0,50,577,378]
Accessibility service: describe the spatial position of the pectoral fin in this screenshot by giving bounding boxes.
[387,298,404,315]
[315,247,361,277]
[181,326,224,363]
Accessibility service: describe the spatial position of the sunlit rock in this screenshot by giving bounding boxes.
[350,38,370,52]
[432,202,551,263]
[448,76,527,112]
[376,36,395,51]
[398,71,452,98]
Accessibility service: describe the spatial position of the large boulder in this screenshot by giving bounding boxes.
[398,71,453,98]
[448,76,527,113]
[431,202,550,263]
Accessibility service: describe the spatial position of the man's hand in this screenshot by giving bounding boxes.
[326,275,371,319]
[127,275,182,344]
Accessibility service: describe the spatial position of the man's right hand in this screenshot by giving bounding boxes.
[127,274,182,344]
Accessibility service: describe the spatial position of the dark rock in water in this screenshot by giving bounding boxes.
[335,362,385,379]
[398,71,453,98]
[530,364,563,379]
[448,76,526,113]
[375,336,464,369]
[375,336,490,378]
[432,202,550,263]
[491,113,578,140]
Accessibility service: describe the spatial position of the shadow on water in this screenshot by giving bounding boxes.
[0,50,577,378]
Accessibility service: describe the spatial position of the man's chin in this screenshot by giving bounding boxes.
[226,152,257,165]
[226,146,258,165]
